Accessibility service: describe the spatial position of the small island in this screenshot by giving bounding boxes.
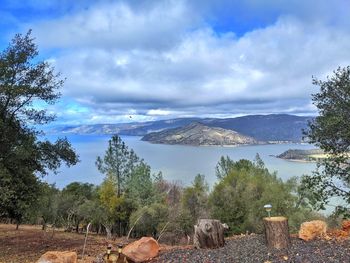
[276,148,326,162]
[141,122,259,146]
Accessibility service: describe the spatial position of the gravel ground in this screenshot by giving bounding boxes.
[151,234,350,263]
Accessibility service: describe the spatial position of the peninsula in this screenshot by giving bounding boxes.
[141,122,259,146]
[276,149,326,162]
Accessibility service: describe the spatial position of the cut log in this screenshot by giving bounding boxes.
[193,219,226,249]
[263,216,291,249]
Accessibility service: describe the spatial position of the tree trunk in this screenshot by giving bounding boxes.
[263,216,291,249]
[104,225,112,240]
[193,219,226,249]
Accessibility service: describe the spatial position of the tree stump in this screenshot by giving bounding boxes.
[263,216,291,249]
[193,219,227,249]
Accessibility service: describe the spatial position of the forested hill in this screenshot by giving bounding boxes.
[50,114,313,142]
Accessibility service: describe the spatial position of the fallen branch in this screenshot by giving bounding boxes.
[157,222,170,242]
[127,214,145,240]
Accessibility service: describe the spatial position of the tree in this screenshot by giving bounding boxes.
[181,174,209,225]
[302,66,350,215]
[0,30,78,226]
[59,182,97,232]
[215,156,235,179]
[96,135,140,198]
[125,162,157,207]
[96,135,146,236]
[36,183,60,230]
[98,176,124,239]
[209,157,313,234]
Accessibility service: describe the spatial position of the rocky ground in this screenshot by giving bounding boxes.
[1,224,350,263]
[151,234,350,263]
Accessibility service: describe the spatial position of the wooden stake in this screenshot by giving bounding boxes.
[263,216,291,249]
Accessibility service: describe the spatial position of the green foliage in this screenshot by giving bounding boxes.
[99,177,120,218]
[181,174,209,225]
[215,156,235,179]
[62,182,97,201]
[302,66,350,215]
[96,135,141,197]
[0,31,78,224]
[129,203,168,238]
[36,183,60,229]
[125,162,156,206]
[209,157,315,234]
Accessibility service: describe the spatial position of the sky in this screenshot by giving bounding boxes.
[1,0,350,125]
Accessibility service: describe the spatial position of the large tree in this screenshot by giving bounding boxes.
[302,66,350,215]
[96,135,140,198]
[0,30,78,226]
[96,135,144,236]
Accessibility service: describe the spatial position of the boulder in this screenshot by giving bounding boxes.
[37,251,77,263]
[341,220,350,232]
[122,237,159,263]
[298,220,327,241]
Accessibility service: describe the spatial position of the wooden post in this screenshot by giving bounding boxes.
[193,219,226,249]
[263,216,291,249]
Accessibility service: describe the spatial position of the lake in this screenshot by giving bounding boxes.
[45,135,316,189]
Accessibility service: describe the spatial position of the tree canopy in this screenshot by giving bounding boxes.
[302,66,350,215]
[0,30,78,225]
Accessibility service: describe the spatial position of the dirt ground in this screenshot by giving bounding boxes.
[0,224,118,263]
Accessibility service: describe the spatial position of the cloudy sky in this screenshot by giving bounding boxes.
[1,0,350,125]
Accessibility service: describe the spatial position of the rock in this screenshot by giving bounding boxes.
[92,254,104,263]
[122,237,159,263]
[298,220,327,241]
[342,220,350,232]
[37,251,77,263]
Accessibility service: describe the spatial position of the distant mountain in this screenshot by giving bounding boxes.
[49,114,313,142]
[141,122,259,146]
[50,118,202,136]
[202,114,313,142]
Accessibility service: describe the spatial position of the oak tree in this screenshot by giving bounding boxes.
[302,66,350,215]
[0,30,78,226]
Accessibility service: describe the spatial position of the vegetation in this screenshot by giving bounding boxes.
[0,31,334,242]
[0,31,78,228]
[210,155,318,234]
[302,66,350,216]
[2,137,318,241]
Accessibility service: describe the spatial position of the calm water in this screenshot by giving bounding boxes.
[45,135,316,189]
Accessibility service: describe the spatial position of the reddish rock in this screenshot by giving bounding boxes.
[298,220,327,241]
[341,220,350,232]
[37,251,77,263]
[122,237,159,262]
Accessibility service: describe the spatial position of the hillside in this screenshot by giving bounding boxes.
[204,114,312,142]
[49,114,313,142]
[141,122,259,146]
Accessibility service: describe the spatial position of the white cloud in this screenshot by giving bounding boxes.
[20,0,350,124]
[31,0,200,51]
